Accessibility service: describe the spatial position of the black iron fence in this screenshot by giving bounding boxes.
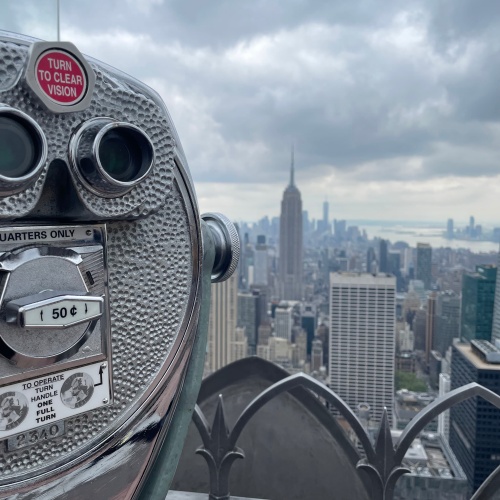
[190,372,500,500]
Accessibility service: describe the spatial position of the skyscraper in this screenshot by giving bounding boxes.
[329,273,396,424]
[446,218,454,239]
[438,373,450,441]
[301,303,317,355]
[379,239,388,273]
[279,148,303,300]
[366,247,376,274]
[490,250,500,348]
[253,235,269,286]
[449,341,500,493]
[461,265,497,342]
[321,199,330,234]
[237,292,259,355]
[433,291,460,356]
[416,243,432,290]
[207,272,238,373]
[425,293,437,365]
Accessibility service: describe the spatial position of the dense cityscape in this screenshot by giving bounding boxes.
[205,151,500,498]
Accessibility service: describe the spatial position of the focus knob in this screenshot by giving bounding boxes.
[201,212,240,283]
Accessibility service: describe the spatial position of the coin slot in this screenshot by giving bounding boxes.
[86,271,95,286]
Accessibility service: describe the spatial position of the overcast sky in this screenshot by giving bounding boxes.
[2,0,500,225]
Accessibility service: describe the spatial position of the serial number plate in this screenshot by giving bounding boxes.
[7,421,65,451]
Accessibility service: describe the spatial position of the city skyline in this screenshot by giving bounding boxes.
[3,1,500,223]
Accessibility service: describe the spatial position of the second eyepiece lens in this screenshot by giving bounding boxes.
[70,118,155,196]
[98,126,153,184]
[0,116,41,178]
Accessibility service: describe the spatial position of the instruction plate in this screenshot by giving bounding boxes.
[0,361,110,441]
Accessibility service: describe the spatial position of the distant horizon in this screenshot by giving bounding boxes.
[237,217,500,229]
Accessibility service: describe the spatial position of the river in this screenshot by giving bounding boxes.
[360,224,499,253]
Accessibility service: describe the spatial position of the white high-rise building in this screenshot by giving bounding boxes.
[329,273,396,424]
[207,272,238,373]
[230,326,248,364]
[275,306,293,341]
[254,235,269,286]
[438,373,451,441]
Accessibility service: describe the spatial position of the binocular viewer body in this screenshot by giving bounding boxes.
[0,30,238,498]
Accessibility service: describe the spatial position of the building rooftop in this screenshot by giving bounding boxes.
[470,339,500,364]
[330,272,396,285]
[392,431,466,481]
[455,342,500,370]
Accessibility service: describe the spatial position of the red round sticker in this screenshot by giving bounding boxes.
[35,49,87,105]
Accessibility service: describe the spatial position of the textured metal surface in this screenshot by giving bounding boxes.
[0,35,173,219]
[0,186,192,485]
[136,221,215,500]
[188,368,500,500]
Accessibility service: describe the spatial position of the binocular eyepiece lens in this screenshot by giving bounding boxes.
[0,116,42,179]
[70,119,155,196]
[98,128,152,184]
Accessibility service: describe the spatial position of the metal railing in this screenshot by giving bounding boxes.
[191,372,500,500]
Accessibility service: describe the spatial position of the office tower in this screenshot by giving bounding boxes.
[275,305,293,341]
[433,291,460,356]
[329,273,396,424]
[311,338,323,372]
[388,250,400,275]
[323,199,329,225]
[491,250,500,348]
[207,272,238,373]
[279,148,303,300]
[334,219,346,239]
[461,265,497,342]
[413,308,427,351]
[469,216,475,237]
[449,341,500,493]
[438,373,450,441]
[397,323,414,353]
[253,235,269,287]
[237,292,259,355]
[230,327,248,363]
[447,218,454,239]
[425,293,437,365]
[366,247,376,274]
[294,329,308,367]
[301,303,317,355]
[321,199,330,235]
[379,239,388,273]
[236,230,254,291]
[388,250,403,291]
[402,247,413,276]
[416,243,432,290]
[257,323,272,346]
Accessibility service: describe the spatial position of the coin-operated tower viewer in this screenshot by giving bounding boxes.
[0,31,240,499]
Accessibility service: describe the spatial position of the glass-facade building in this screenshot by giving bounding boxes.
[450,343,500,494]
[461,265,497,342]
[416,243,432,290]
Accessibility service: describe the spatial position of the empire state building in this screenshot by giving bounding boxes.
[279,150,303,300]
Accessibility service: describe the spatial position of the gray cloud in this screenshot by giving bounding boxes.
[2,0,500,213]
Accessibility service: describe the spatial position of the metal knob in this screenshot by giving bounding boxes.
[201,212,240,283]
